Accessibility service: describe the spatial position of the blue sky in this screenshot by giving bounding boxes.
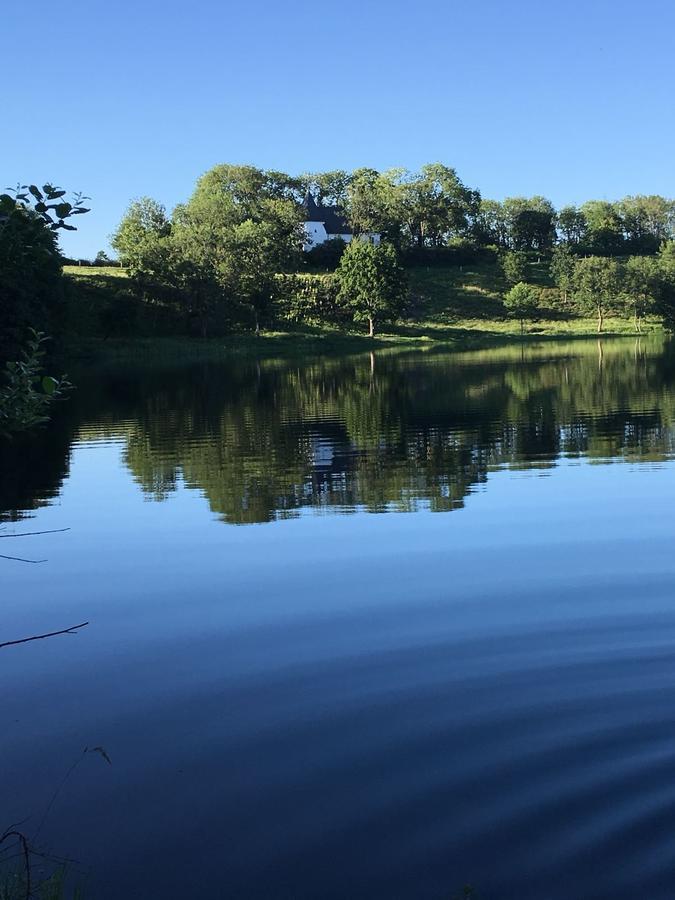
[6,0,674,258]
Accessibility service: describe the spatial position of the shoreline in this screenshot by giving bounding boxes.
[61,320,667,367]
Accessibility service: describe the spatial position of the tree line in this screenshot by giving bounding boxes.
[502,243,675,333]
[109,162,675,335]
[4,163,675,360]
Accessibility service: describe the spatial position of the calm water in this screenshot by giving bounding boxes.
[3,336,675,899]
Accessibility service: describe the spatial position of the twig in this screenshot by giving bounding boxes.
[0,528,70,538]
[0,622,88,650]
[0,553,46,563]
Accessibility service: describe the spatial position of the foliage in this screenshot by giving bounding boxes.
[571,256,621,332]
[550,244,576,304]
[0,331,70,437]
[503,282,540,331]
[501,250,529,286]
[301,170,351,207]
[503,196,556,251]
[110,197,171,279]
[343,164,480,248]
[276,274,344,325]
[107,161,675,338]
[0,184,89,358]
[557,205,587,246]
[117,165,306,335]
[621,256,660,332]
[655,241,675,326]
[336,241,407,335]
[303,237,346,270]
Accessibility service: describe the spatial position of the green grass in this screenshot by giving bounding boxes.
[62,262,666,364]
[63,265,127,279]
[401,260,661,340]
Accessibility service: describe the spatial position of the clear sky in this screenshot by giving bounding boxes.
[6,0,674,259]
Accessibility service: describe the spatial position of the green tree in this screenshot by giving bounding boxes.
[346,168,401,239]
[580,201,624,255]
[0,183,89,359]
[616,195,675,253]
[221,219,281,333]
[503,196,556,251]
[501,250,529,286]
[503,282,539,333]
[557,205,587,246]
[111,197,171,278]
[336,241,406,336]
[572,256,620,332]
[473,199,509,247]
[301,170,351,207]
[622,256,660,332]
[398,163,480,248]
[550,244,576,305]
[656,241,675,326]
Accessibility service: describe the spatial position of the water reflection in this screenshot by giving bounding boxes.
[2,336,675,524]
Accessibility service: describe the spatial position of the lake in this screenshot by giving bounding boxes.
[3,335,675,899]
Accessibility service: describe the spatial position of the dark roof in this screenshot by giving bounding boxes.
[302,193,352,235]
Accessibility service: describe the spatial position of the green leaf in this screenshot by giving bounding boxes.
[53,202,72,218]
[42,376,58,395]
[28,184,43,201]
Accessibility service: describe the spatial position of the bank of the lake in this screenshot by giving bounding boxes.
[61,319,665,370]
[61,262,666,365]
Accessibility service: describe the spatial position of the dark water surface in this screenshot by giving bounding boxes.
[3,336,675,899]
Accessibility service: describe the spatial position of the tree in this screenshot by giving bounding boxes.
[220,219,281,333]
[656,241,675,326]
[501,250,528,286]
[473,199,509,247]
[616,195,675,253]
[301,170,351,207]
[111,197,171,278]
[580,201,624,255]
[572,256,620,333]
[503,282,539,333]
[336,241,406,336]
[550,244,576,305]
[95,249,111,265]
[622,256,660,332]
[557,205,587,246]
[503,196,556,251]
[0,183,89,359]
[398,163,480,248]
[346,168,401,239]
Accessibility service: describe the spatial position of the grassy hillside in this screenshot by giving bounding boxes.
[62,260,662,352]
[402,260,656,338]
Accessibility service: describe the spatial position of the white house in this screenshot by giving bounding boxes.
[302,194,380,251]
